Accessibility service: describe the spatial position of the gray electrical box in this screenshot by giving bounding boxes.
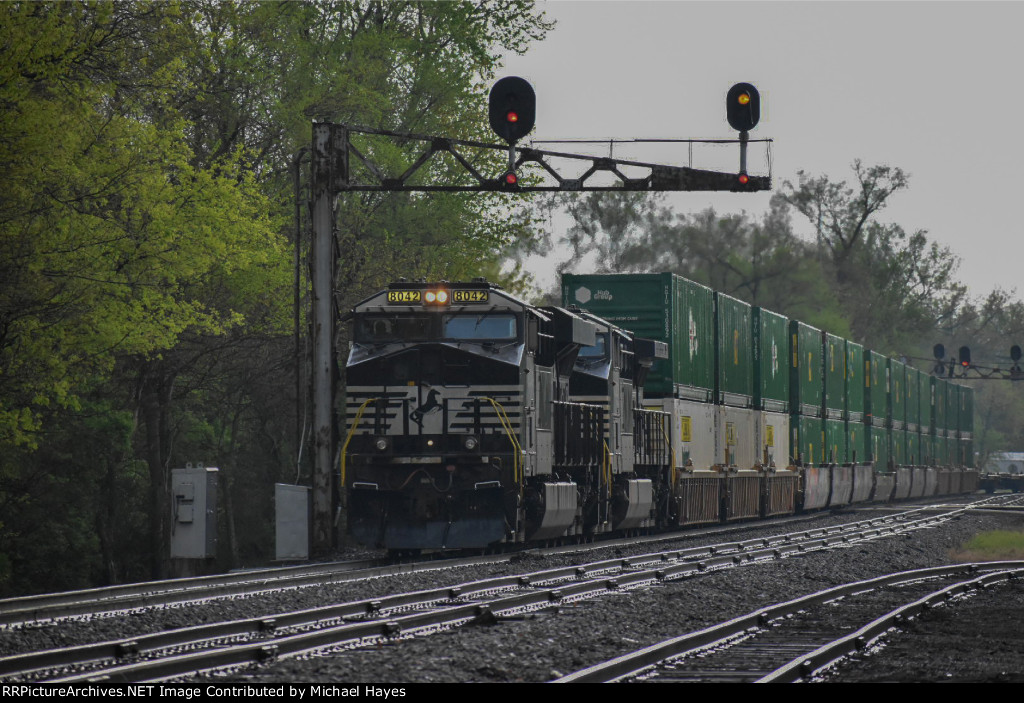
[170,466,219,559]
[275,483,310,561]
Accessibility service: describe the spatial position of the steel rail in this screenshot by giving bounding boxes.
[758,567,1024,682]
[2,508,969,682]
[0,500,947,628]
[5,493,1002,630]
[554,561,1024,683]
[0,558,387,623]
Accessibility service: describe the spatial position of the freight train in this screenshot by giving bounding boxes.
[342,273,977,551]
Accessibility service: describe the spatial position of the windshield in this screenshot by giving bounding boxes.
[355,316,432,342]
[443,314,517,340]
[355,313,519,343]
[578,333,608,358]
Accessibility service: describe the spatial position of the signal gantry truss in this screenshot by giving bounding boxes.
[313,123,772,194]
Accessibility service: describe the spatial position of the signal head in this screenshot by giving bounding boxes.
[489,76,535,143]
[727,82,760,132]
[497,170,520,191]
[959,345,971,367]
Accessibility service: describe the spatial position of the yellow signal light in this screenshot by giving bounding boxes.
[738,93,751,105]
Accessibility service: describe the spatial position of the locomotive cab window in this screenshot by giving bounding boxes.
[578,333,608,359]
[442,313,518,340]
[355,315,433,342]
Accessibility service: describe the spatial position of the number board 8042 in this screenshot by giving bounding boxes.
[452,290,488,303]
[386,290,421,304]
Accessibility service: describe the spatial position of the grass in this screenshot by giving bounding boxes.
[952,530,1024,562]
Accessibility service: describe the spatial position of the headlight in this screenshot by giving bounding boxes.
[374,437,390,452]
[463,435,479,451]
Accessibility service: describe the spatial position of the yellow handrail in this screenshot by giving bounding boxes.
[481,396,523,489]
[340,398,379,486]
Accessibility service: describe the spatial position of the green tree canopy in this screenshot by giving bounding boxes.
[0,2,287,448]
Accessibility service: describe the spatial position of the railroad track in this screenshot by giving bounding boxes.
[4,496,980,629]
[0,503,985,682]
[554,562,1024,683]
[0,557,393,627]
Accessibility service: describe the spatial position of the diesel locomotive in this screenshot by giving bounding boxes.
[342,273,977,551]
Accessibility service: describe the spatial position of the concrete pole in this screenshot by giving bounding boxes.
[310,123,342,553]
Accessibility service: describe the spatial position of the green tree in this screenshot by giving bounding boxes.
[779,161,964,349]
[0,2,291,587]
[1,1,554,589]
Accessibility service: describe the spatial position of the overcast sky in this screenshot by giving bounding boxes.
[499,1,1023,300]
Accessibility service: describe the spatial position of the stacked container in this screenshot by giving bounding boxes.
[823,332,847,464]
[865,351,889,470]
[958,384,974,467]
[931,377,947,466]
[753,307,791,468]
[715,293,755,467]
[845,341,867,464]
[561,273,716,470]
[915,368,931,464]
[945,383,960,468]
[790,321,823,465]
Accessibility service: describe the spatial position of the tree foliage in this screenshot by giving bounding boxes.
[0,2,284,449]
[0,0,553,594]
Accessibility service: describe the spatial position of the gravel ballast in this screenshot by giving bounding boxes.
[3,505,1022,683]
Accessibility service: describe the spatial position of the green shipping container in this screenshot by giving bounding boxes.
[868,425,890,471]
[753,307,789,412]
[792,414,823,466]
[824,418,847,464]
[930,376,946,434]
[920,431,934,465]
[959,385,974,437]
[907,430,921,465]
[866,351,887,427]
[891,428,907,466]
[938,435,948,466]
[790,321,823,417]
[715,293,753,407]
[944,382,958,434]
[913,370,929,431]
[846,341,865,423]
[823,332,846,419]
[889,358,906,429]
[960,438,974,468]
[847,420,868,465]
[562,273,714,401]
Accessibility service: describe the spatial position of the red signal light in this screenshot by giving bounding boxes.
[504,171,518,185]
[738,173,749,185]
[506,110,519,123]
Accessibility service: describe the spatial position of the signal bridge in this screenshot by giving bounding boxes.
[306,78,772,551]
